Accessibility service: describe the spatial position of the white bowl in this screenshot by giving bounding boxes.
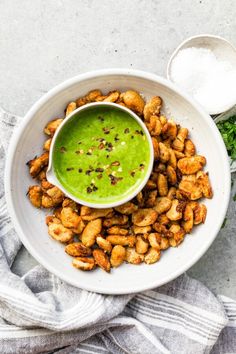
[5,69,231,294]
[47,102,154,208]
[167,34,236,115]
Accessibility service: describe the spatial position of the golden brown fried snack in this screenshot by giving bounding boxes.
[177,156,206,175]
[166,199,186,221]
[157,173,168,197]
[132,208,158,226]
[93,249,111,272]
[81,206,113,221]
[172,127,188,152]
[144,248,161,264]
[27,152,49,178]
[115,202,138,215]
[81,219,102,247]
[184,139,196,156]
[106,235,136,247]
[42,186,64,208]
[154,197,172,214]
[120,90,145,115]
[72,257,95,271]
[65,102,76,116]
[159,142,170,163]
[103,215,128,227]
[196,171,213,198]
[147,116,162,136]
[126,247,144,264]
[44,118,63,136]
[76,89,102,107]
[28,185,43,208]
[47,217,74,243]
[136,235,149,254]
[103,91,120,102]
[110,245,126,267]
[182,204,194,233]
[107,226,129,235]
[43,138,52,151]
[96,236,112,253]
[143,96,162,121]
[65,243,92,257]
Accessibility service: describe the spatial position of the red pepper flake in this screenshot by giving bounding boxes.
[98,142,105,150]
[124,128,130,134]
[87,187,92,193]
[95,167,104,172]
[60,146,67,153]
[66,167,74,171]
[106,154,110,158]
[78,168,83,173]
[130,171,135,177]
[77,141,82,144]
[93,185,98,191]
[97,173,103,179]
[103,127,110,134]
[114,134,119,141]
[131,135,134,139]
[86,151,92,155]
[111,161,120,166]
[109,174,123,185]
[98,116,105,122]
[106,142,113,152]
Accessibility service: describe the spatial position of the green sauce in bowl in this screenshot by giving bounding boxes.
[50,104,153,206]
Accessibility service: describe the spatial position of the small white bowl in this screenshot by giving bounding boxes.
[47,101,154,208]
[167,34,236,115]
[5,69,231,294]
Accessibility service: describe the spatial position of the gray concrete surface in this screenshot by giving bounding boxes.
[1,0,236,298]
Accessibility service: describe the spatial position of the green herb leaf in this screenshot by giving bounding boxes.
[217,115,236,163]
[221,217,227,229]
[233,193,236,201]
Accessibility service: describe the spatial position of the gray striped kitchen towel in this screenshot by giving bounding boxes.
[0,107,235,354]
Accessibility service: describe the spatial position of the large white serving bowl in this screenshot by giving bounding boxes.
[5,69,231,294]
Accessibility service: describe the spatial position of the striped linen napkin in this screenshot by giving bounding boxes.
[0,108,235,354]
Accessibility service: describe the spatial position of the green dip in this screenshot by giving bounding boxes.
[52,105,151,204]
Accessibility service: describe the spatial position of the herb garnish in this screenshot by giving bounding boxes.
[66,167,74,171]
[217,115,236,163]
[233,193,236,201]
[221,217,227,229]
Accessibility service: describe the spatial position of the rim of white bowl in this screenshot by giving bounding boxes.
[47,101,154,208]
[166,34,236,115]
[4,68,231,294]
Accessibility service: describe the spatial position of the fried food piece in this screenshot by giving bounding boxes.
[160,237,169,250]
[172,127,188,152]
[106,235,136,247]
[147,116,162,136]
[178,178,203,200]
[145,179,157,190]
[167,187,177,200]
[145,190,158,207]
[182,204,194,233]
[177,156,206,175]
[81,207,113,221]
[43,138,52,151]
[93,249,111,272]
[148,233,161,250]
[65,243,92,257]
[168,148,177,169]
[37,169,47,181]
[44,118,63,136]
[169,224,186,246]
[120,90,145,115]
[152,137,159,160]
[136,235,149,254]
[81,219,102,247]
[154,197,172,214]
[96,236,112,253]
[53,207,62,220]
[103,215,128,227]
[164,120,177,140]
[144,248,161,264]
[41,179,54,191]
[62,198,78,209]
[184,139,196,156]
[166,165,177,185]
[143,96,162,122]
[159,142,170,163]
[174,150,185,159]
[132,225,152,234]
[166,199,185,221]
[103,91,120,102]
[41,186,64,208]
[110,245,126,267]
[115,202,138,215]
[158,214,170,225]
[132,208,158,226]
[47,217,74,243]
[27,152,49,178]
[196,171,213,198]
[157,173,168,197]
[193,203,207,224]
[72,257,95,271]
[61,207,85,234]
[153,223,172,238]
[107,226,129,235]
[28,185,43,208]
[65,101,76,116]
[136,191,145,207]
[76,90,102,107]
[126,247,144,264]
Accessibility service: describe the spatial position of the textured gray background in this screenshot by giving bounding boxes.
[0,0,235,297]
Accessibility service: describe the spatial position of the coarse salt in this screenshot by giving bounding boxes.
[170,47,236,113]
